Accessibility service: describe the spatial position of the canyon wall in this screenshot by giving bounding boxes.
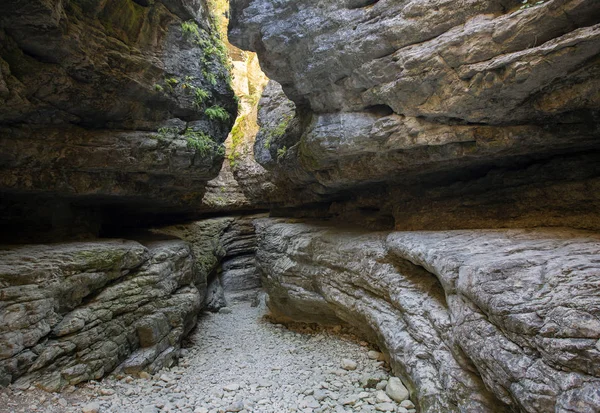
[255,218,600,413]
[229,0,600,230]
[0,0,599,411]
[0,214,262,390]
[0,0,237,241]
[227,1,600,412]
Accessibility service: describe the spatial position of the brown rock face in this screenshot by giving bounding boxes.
[0,0,236,240]
[229,0,600,229]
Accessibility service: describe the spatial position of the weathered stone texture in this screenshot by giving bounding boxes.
[229,0,600,228]
[255,218,600,413]
[0,0,237,237]
[0,239,201,391]
[153,215,263,309]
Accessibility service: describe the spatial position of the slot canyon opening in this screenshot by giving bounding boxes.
[1,0,599,412]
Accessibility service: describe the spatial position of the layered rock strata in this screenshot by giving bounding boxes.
[255,218,600,413]
[229,0,600,229]
[152,214,262,309]
[0,238,200,391]
[0,0,236,240]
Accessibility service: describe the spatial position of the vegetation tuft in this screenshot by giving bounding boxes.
[205,106,230,122]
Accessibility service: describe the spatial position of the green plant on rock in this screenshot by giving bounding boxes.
[153,84,164,92]
[263,136,272,150]
[264,113,293,149]
[202,70,218,86]
[165,77,179,92]
[157,127,179,140]
[181,21,200,39]
[205,105,230,122]
[185,130,214,156]
[277,146,287,160]
[193,88,211,109]
[273,113,293,138]
[227,114,246,167]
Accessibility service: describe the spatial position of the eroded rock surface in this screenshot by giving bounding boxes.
[0,0,237,239]
[229,0,600,229]
[255,218,600,412]
[0,239,201,391]
[153,215,264,309]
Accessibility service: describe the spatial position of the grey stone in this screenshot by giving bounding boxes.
[225,0,600,232]
[385,378,409,403]
[0,239,200,390]
[374,403,395,412]
[254,218,600,413]
[82,402,100,413]
[340,359,357,371]
[0,0,237,238]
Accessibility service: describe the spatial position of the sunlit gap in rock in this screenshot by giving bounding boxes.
[1,0,599,412]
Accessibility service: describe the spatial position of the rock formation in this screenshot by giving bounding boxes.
[224,0,600,411]
[0,238,200,391]
[229,0,600,230]
[1,0,599,412]
[152,214,263,309]
[0,0,237,241]
[255,218,600,413]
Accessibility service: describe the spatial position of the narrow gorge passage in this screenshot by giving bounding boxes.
[1,0,599,412]
[0,302,411,413]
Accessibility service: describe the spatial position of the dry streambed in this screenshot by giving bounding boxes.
[0,302,415,413]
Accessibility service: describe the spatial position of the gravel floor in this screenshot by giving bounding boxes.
[0,301,415,413]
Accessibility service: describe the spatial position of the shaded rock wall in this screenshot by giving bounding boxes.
[152,214,264,309]
[0,213,264,390]
[0,238,201,391]
[229,0,600,230]
[255,218,600,413]
[0,0,237,240]
[198,0,276,212]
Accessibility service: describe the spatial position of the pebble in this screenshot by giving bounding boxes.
[340,359,357,371]
[385,377,409,402]
[224,400,244,412]
[223,383,240,392]
[375,390,392,403]
[375,402,395,412]
[82,402,100,413]
[2,303,417,413]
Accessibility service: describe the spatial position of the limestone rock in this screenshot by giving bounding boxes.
[153,215,264,306]
[0,0,237,240]
[227,0,600,230]
[0,239,200,390]
[385,378,409,403]
[82,402,100,413]
[254,218,600,412]
[341,359,358,371]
